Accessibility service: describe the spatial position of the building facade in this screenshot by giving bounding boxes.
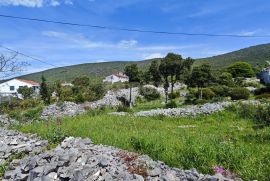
[103,72,129,84]
[0,78,40,97]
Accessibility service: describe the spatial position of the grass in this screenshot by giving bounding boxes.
[14,109,270,181]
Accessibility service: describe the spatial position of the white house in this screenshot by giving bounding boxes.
[103,72,129,84]
[0,78,40,97]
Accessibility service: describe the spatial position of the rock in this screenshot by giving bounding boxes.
[2,130,237,181]
[41,101,85,120]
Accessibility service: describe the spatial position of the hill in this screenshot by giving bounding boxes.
[21,59,159,83]
[21,43,270,83]
[195,43,270,69]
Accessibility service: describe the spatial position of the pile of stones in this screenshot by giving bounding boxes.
[135,102,231,117]
[0,115,17,127]
[41,101,85,120]
[0,128,48,166]
[3,136,236,181]
[84,84,186,110]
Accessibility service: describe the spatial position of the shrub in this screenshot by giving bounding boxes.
[229,87,250,100]
[255,93,270,100]
[210,86,230,97]
[254,86,270,95]
[242,81,261,88]
[20,99,42,109]
[75,93,85,103]
[165,101,177,108]
[194,99,210,105]
[226,61,255,78]
[199,88,216,100]
[22,106,43,120]
[116,105,132,112]
[168,91,180,99]
[139,87,160,101]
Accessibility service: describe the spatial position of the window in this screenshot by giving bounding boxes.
[10,86,15,91]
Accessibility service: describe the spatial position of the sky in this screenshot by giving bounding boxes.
[0,0,270,75]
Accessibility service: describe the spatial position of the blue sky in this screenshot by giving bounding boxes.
[0,0,270,75]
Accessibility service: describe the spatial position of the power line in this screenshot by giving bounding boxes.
[0,14,270,38]
[0,44,60,69]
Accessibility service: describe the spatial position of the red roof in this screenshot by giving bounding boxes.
[16,78,40,86]
[113,72,128,78]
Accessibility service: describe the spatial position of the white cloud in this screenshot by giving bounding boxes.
[41,31,202,52]
[118,40,138,48]
[142,53,164,59]
[0,0,73,7]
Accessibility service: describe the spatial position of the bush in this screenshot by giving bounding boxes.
[232,103,270,128]
[254,86,270,95]
[255,93,270,100]
[116,105,132,112]
[229,87,250,100]
[168,91,180,99]
[210,86,230,97]
[20,99,42,109]
[22,106,43,120]
[226,61,255,78]
[199,88,216,100]
[242,81,261,88]
[165,101,177,108]
[139,87,160,101]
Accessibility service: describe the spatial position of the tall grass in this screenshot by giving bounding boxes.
[15,110,270,180]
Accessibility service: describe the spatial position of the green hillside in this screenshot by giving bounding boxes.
[21,43,270,83]
[21,59,159,83]
[195,43,270,68]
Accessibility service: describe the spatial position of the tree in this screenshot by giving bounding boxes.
[218,72,234,86]
[54,80,62,102]
[40,75,51,104]
[187,63,214,99]
[124,64,140,107]
[227,61,255,78]
[0,53,28,80]
[17,86,34,99]
[148,60,162,87]
[72,76,90,87]
[159,53,193,103]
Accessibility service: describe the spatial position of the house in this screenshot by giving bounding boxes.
[0,78,40,97]
[260,69,270,84]
[103,72,129,84]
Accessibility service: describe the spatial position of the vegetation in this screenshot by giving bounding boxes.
[17,86,34,99]
[195,43,270,68]
[14,109,270,181]
[187,63,214,99]
[139,86,160,101]
[226,61,255,78]
[40,75,51,104]
[229,88,250,100]
[124,64,141,107]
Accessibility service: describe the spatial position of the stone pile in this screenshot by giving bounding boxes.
[41,101,85,120]
[84,87,139,109]
[135,102,231,117]
[0,128,48,165]
[3,136,235,181]
[84,84,186,110]
[0,114,17,127]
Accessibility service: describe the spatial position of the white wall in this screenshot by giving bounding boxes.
[0,79,40,95]
[103,75,128,84]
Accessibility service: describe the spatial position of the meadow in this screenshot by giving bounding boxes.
[15,108,270,181]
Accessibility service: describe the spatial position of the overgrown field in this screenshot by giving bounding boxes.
[14,110,270,180]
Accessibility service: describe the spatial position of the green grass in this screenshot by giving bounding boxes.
[14,110,270,180]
